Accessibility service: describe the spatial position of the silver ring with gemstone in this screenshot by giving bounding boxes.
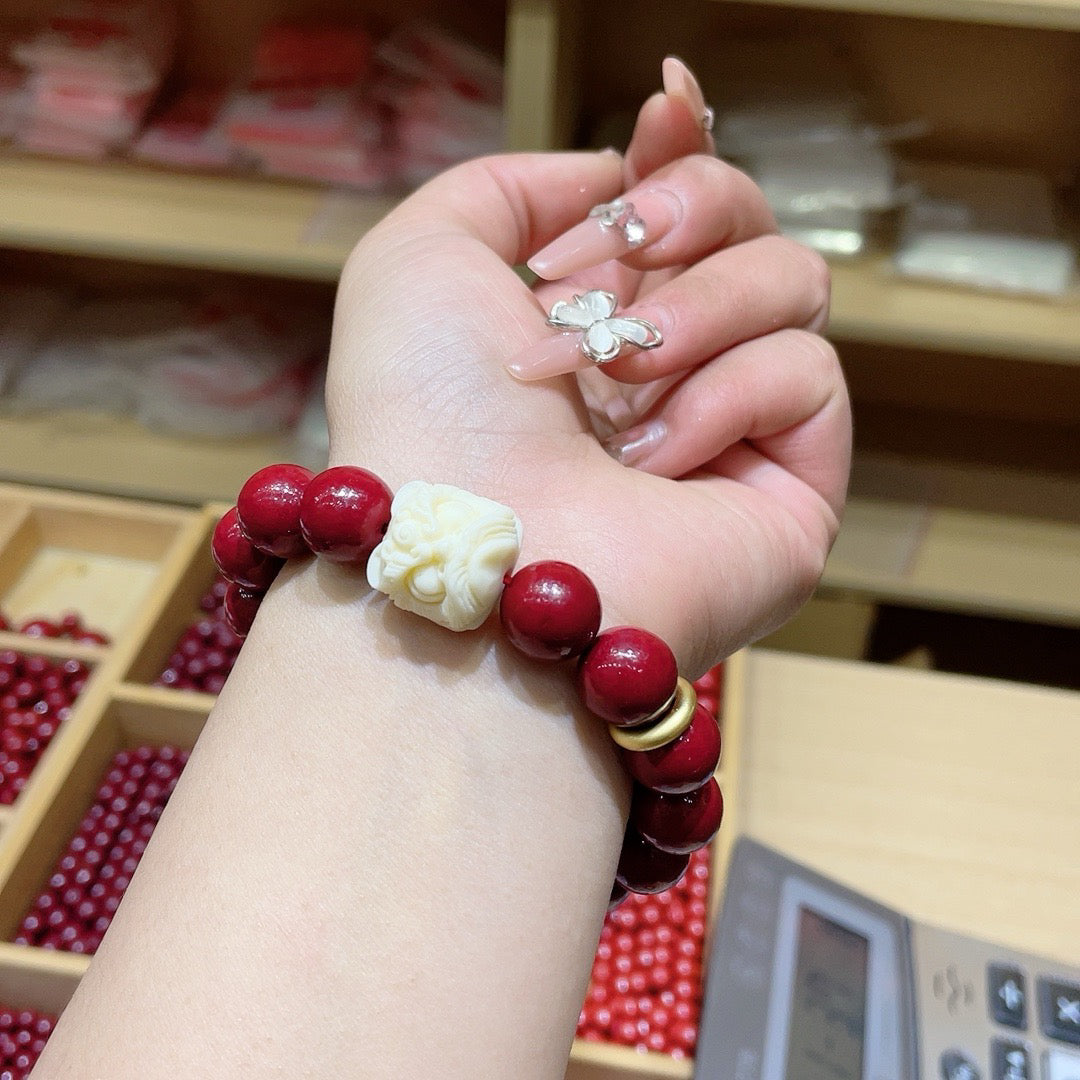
[588,198,647,249]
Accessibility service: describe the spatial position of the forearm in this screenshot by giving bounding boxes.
[34,557,628,1079]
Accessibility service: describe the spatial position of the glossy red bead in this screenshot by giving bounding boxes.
[500,561,602,660]
[630,777,724,854]
[299,465,393,564]
[211,508,284,589]
[579,627,678,727]
[615,829,691,895]
[622,703,721,794]
[236,463,313,558]
[223,583,265,638]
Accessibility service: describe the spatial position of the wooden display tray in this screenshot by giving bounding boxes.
[0,482,1075,1080]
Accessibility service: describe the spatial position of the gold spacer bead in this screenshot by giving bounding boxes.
[609,677,697,752]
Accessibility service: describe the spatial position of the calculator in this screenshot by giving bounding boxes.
[696,838,1080,1080]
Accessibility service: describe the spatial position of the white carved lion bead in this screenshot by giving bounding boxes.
[366,481,523,632]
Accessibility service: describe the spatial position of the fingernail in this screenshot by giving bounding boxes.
[662,56,707,126]
[527,188,681,281]
[505,332,587,382]
[604,420,667,468]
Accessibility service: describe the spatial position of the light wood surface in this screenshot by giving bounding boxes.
[0,410,293,504]
[824,498,1080,625]
[0,633,105,665]
[828,256,1080,365]
[566,1041,690,1080]
[505,0,580,152]
[0,943,87,1015]
[0,156,396,280]
[0,490,193,638]
[738,649,1080,965]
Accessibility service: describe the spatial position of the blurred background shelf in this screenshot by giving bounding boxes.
[823,496,1080,626]
[3,402,1077,629]
[0,410,294,505]
[828,256,1080,365]
[2,157,1078,366]
[0,157,397,281]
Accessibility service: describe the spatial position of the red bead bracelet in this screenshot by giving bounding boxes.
[213,464,724,902]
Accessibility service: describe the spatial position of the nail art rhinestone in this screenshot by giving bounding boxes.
[589,199,647,248]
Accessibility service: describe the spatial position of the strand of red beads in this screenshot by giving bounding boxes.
[213,464,724,906]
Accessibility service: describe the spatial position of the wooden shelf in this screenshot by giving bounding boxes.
[2,406,1078,627]
[712,0,1080,31]
[822,496,1080,626]
[0,409,295,504]
[2,157,1079,364]
[828,255,1080,366]
[0,156,397,281]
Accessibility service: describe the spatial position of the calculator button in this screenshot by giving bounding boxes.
[991,1040,1031,1080]
[1040,978,1080,1046]
[1044,1048,1080,1080]
[990,965,1028,1029]
[941,1048,981,1080]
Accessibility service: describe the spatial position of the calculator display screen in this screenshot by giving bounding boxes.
[784,906,870,1080]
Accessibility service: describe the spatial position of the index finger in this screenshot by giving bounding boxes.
[624,58,715,186]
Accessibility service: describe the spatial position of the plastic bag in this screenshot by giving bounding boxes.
[376,22,503,185]
[132,84,240,169]
[135,294,327,438]
[10,297,187,413]
[11,0,176,155]
[0,286,72,394]
[894,163,1076,297]
[217,22,391,189]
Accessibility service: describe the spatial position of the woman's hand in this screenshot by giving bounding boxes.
[328,63,849,674]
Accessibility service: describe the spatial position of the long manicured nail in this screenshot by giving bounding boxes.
[662,56,707,126]
[527,188,681,281]
[505,332,587,381]
[604,420,667,468]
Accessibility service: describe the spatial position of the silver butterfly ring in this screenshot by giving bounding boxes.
[546,289,663,364]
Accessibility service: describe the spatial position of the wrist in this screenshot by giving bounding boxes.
[217,463,724,902]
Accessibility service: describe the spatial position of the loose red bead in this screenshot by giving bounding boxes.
[211,508,284,589]
[616,829,691,895]
[630,778,724,854]
[236,463,313,558]
[299,465,393,564]
[579,627,678,727]
[500,561,602,661]
[223,583,265,638]
[622,703,721,794]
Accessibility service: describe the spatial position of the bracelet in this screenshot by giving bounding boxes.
[212,464,724,905]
